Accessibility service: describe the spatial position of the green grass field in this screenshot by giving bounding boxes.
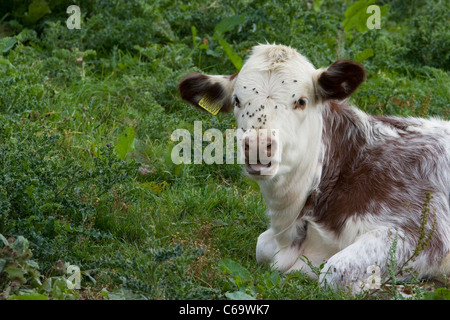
[0,0,449,300]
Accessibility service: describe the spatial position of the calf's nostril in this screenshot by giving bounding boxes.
[244,137,250,159]
[244,137,250,150]
[266,142,272,155]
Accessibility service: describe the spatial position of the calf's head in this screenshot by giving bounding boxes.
[178,44,365,179]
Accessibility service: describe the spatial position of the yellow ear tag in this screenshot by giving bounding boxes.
[198,96,223,115]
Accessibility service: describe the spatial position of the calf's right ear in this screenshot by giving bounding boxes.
[314,60,366,101]
[178,73,237,114]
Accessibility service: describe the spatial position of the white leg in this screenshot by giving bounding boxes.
[285,224,337,278]
[257,227,312,273]
[256,228,278,264]
[257,222,338,276]
[286,256,317,278]
[319,228,404,292]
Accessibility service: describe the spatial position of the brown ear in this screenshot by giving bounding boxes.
[178,73,237,113]
[316,60,366,101]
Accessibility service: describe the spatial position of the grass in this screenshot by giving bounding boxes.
[0,0,449,300]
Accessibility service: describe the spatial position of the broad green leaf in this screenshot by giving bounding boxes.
[242,177,260,192]
[265,271,281,289]
[41,278,52,294]
[424,288,450,300]
[101,288,109,298]
[52,277,69,300]
[225,291,256,300]
[343,0,389,33]
[343,0,375,33]
[219,259,250,281]
[355,48,374,62]
[8,292,49,300]
[26,259,40,269]
[10,236,29,254]
[0,37,17,53]
[115,127,136,159]
[15,29,37,43]
[5,266,26,283]
[106,288,144,300]
[0,233,8,246]
[218,39,242,71]
[313,0,324,13]
[0,58,15,68]
[25,0,51,24]
[214,14,245,37]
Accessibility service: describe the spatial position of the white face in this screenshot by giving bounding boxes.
[231,45,322,179]
[178,44,365,180]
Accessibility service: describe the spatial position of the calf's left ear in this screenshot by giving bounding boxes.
[314,60,366,101]
[178,73,237,114]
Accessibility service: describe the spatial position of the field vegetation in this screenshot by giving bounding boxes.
[0,0,448,300]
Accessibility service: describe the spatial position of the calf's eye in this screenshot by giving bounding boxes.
[294,97,308,110]
[234,96,241,108]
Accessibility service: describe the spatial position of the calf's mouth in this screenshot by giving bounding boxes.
[245,160,272,176]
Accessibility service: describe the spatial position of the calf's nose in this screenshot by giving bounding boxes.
[244,133,274,164]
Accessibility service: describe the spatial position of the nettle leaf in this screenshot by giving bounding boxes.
[218,259,250,282]
[0,37,17,54]
[225,291,256,300]
[265,271,281,289]
[214,14,245,38]
[115,127,136,159]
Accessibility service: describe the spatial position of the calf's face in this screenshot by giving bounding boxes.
[178,44,365,179]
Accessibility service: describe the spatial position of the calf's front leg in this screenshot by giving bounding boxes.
[319,228,407,292]
[256,228,278,265]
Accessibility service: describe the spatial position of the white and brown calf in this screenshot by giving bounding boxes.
[178,44,450,292]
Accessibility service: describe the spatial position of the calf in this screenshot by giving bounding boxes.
[178,44,450,292]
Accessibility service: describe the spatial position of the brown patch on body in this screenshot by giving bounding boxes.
[302,101,443,261]
[373,115,410,131]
